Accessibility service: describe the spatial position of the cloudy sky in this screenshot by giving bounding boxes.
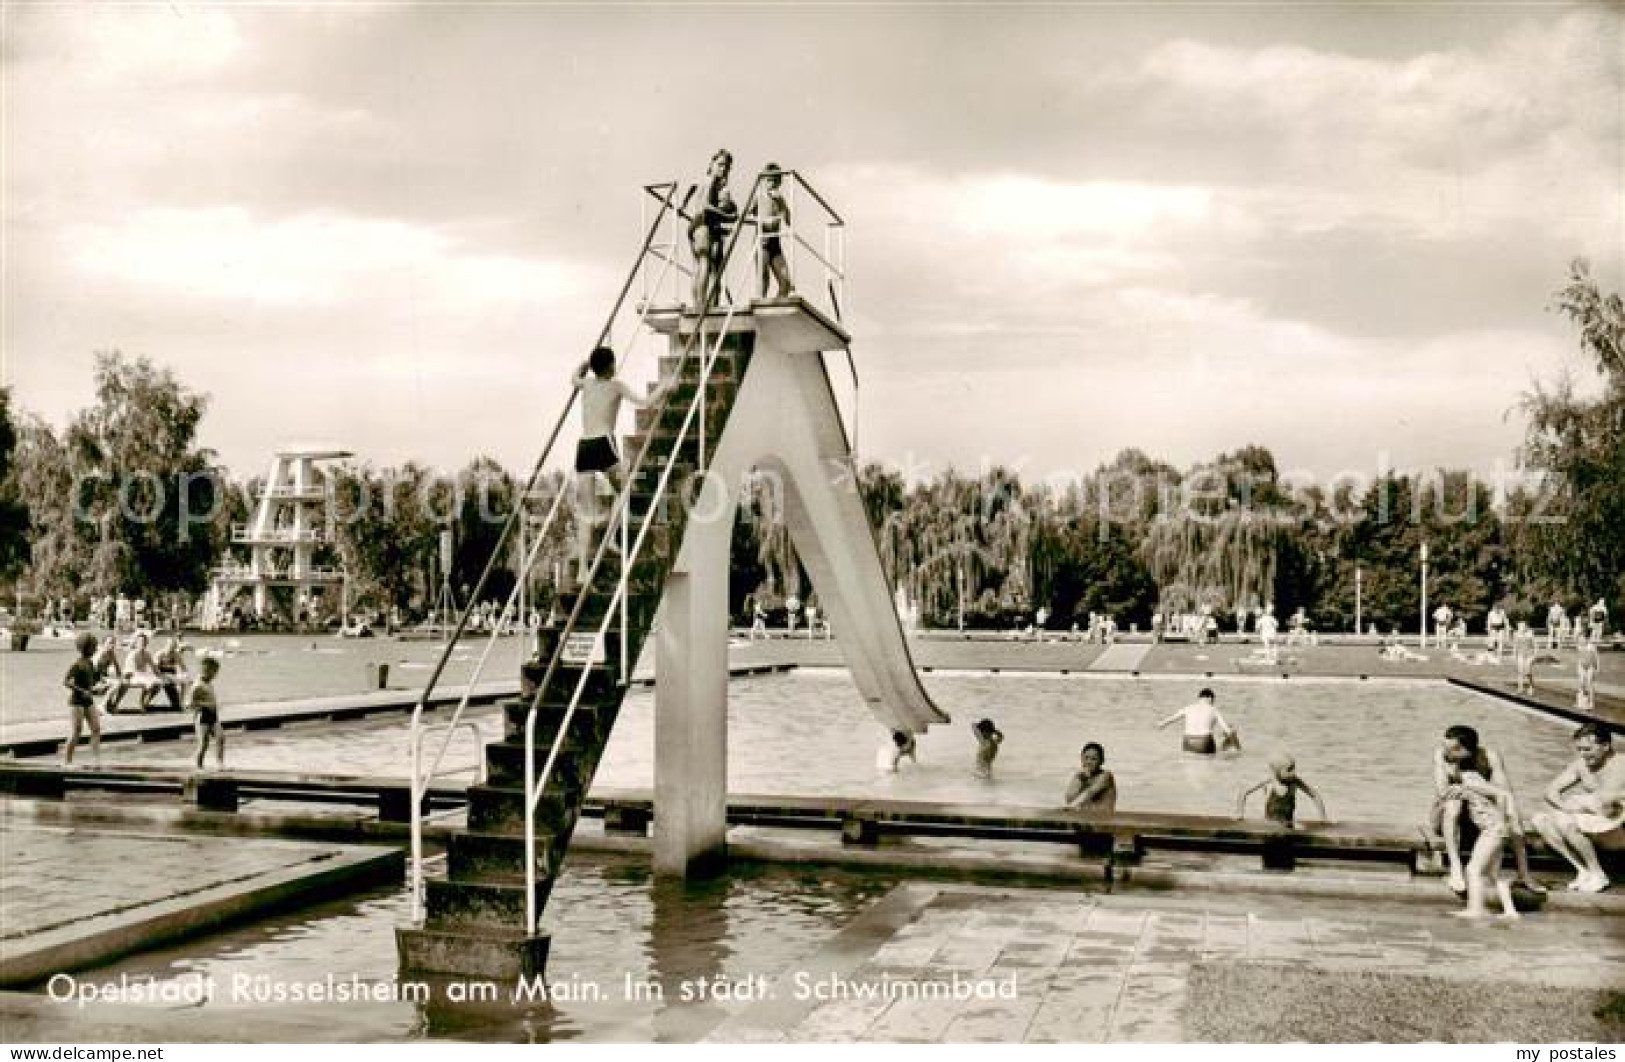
[3,2,1621,488]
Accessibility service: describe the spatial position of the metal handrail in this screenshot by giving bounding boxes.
[420,486,562,788]
[521,172,768,934]
[406,222,684,918]
[405,181,684,923]
[413,721,488,784]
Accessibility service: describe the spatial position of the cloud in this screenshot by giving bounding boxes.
[4,3,1619,483]
[1119,10,1621,248]
[65,207,594,309]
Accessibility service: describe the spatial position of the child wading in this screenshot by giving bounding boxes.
[972,718,1004,779]
[1235,755,1328,827]
[190,655,224,770]
[61,632,103,765]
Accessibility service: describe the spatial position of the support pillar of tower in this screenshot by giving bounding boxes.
[652,465,733,878]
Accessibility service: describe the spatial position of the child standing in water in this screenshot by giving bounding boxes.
[879,730,918,774]
[1235,755,1328,826]
[972,718,1004,779]
[61,633,103,765]
[189,655,225,770]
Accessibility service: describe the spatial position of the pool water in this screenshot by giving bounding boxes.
[50,671,1579,827]
[68,853,903,1042]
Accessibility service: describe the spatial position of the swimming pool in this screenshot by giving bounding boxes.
[62,854,901,1042]
[53,670,1579,826]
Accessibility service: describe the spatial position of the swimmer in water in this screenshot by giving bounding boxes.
[1235,755,1327,827]
[1156,688,1239,754]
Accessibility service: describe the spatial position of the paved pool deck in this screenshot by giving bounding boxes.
[705,881,1625,1043]
[0,818,402,988]
[1,869,1619,1043]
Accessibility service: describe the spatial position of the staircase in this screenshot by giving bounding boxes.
[396,331,755,980]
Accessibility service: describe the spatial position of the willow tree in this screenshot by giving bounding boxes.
[1143,508,1300,616]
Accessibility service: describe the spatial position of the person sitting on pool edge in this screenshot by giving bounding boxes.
[1156,688,1239,755]
[1064,742,1116,814]
[1532,723,1625,893]
[1428,725,1545,897]
[1236,754,1327,827]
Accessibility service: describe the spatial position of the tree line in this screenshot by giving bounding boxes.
[1,260,1619,630]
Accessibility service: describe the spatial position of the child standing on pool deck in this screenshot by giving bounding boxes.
[189,655,224,770]
[1577,633,1600,710]
[1513,621,1537,694]
[972,718,1004,779]
[1235,755,1328,826]
[61,632,103,766]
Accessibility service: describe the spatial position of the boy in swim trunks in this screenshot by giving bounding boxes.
[753,163,794,298]
[1235,755,1327,827]
[689,149,738,309]
[1533,723,1625,893]
[189,655,224,770]
[570,345,671,592]
[1156,688,1238,754]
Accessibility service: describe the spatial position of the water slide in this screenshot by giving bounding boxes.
[707,314,951,735]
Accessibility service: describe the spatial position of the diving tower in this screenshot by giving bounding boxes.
[397,168,945,982]
[208,447,350,628]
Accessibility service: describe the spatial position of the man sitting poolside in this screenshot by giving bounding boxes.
[1533,723,1625,893]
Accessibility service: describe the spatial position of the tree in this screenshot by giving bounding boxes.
[1514,258,1625,607]
[450,457,518,605]
[0,388,30,587]
[12,353,226,603]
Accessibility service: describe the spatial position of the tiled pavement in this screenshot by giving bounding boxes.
[706,883,1625,1043]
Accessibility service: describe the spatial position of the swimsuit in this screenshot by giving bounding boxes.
[574,436,619,474]
[1182,734,1217,755]
[1265,786,1296,825]
[191,684,219,728]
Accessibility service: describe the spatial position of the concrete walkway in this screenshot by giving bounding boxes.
[706,883,1625,1043]
[1086,644,1154,673]
[0,820,401,986]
